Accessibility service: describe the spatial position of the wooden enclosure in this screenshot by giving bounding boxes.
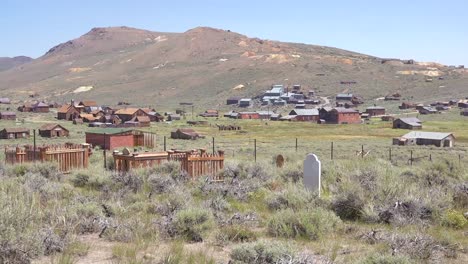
[113,149,224,181]
[4,143,91,172]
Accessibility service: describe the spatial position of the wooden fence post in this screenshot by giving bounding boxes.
[389,147,392,161]
[295,138,298,152]
[103,149,107,169]
[164,136,166,151]
[212,137,215,154]
[410,150,413,166]
[33,129,36,162]
[331,142,334,160]
[361,145,364,158]
[254,139,257,163]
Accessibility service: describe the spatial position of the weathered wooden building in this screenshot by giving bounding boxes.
[399,102,417,109]
[171,128,202,140]
[365,106,386,117]
[393,118,422,130]
[0,111,16,120]
[115,108,151,122]
[319,107,361,124]
[38,123,70,138]
[393,131,455,147]
[238,112,260,119]
[199,109,219,117]
[0,127,30,139]
[419,106,438,115]
[336,93,353,101]
[57,104,81,120]
[289,109,319,122]
[226,96,242,105]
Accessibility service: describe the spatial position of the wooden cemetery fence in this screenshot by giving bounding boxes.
[4,143,91,172]
[113,148,225,181]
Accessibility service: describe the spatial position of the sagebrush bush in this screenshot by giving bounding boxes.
[149,161,187,182]
[267,208,341,240]
[215,225,257,244]
[71,173,89,187]
[332,191,365,221]
[265,183,321,211]
[172,208,214,242]
[148,173,175,194]
[359,253,413,264]
[0,181,45,262]
[441,210,467,229]
[230,240,298,264]
[452,183,468,209]
[279,167,302,183]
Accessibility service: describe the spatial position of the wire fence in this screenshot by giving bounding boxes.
[154,135,467,167]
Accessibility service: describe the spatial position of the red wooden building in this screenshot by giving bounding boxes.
[238,112,260,119]
[85,129,155,150]
[319,107,361,124]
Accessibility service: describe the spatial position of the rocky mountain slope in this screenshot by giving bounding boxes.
[0,26,466,106]
[0,56,33,72]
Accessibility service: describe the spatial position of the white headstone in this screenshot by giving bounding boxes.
[303,153,321,196]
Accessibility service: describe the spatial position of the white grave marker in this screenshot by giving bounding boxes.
[303,153,321,196]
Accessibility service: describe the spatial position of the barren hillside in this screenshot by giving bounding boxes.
[0,26,466,106]
[0,56,33,72]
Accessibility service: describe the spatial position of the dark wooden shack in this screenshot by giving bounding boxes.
[393,118,422,130]
[171,128,202,140]
[0,127,30,139]
[39,124,70,138]
[0,111,16,120]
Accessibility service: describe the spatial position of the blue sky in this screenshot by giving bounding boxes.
[1,0,467,65]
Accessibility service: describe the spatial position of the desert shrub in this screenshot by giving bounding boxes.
[441,210,467,229]
[206,195,231,212]
[71,173,89,187]
[30,162,62,181]
[332,192,365,221]
[279,167,302,183]
[148,173,175,193]
[378,200,433,225]
[452,183,468,209]
[360,230,457,261]
[110,172,143,193]
[246,162,270,180]
[267,208,341,240]
[0,182,44,262]
[10,164,28,177]
[222,161,244,179]
[156,186,192,216]
[150,161,187,182]
[41,228,66,255]
[172,208,214,242]
[359,253,413,264]
[216,225,257,244]
[265,184,321,211]
[230,240,298,264]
